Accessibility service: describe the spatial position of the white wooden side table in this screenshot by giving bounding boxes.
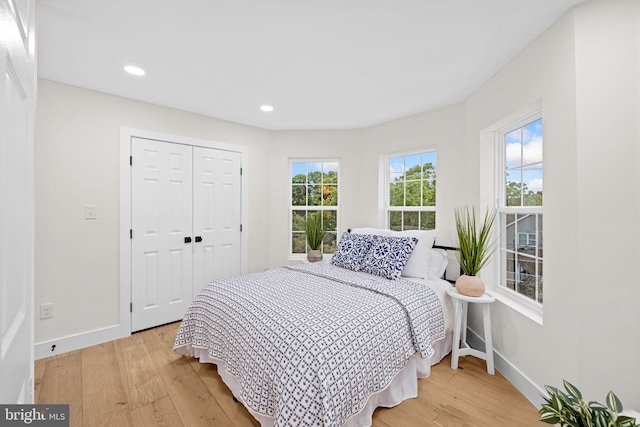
[446,287,496,375]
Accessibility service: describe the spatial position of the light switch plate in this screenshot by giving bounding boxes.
[40,303,53,319]
[84,205,97,219]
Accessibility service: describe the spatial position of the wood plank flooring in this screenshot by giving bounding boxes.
[35,322,542,426]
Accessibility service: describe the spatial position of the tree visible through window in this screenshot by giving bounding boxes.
[499,116,543,305]
[387,151,436,231]
[290,160,339,257]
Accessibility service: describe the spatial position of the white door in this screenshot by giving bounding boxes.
[0,0,36,403]
[131,138,194,332]
[192,148,242,296]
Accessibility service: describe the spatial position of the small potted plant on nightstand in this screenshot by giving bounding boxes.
[454,206,497,297]
[306,212,325,263]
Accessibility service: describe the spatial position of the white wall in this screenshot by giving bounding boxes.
[359,103,466,243]
[266,104,466,268]
[464,0,640,409]
[35,80,271,345]
[572,0,640,408]
[268,130,363,268]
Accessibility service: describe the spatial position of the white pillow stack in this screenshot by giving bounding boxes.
[350,228,447,280]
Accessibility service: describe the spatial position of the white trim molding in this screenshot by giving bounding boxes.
[34,325,121,360]
[466,327,546,408]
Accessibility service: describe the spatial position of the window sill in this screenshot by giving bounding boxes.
[494,287,543,326]
[288,254,334,262]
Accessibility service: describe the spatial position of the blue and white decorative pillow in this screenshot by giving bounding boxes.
[331,232,374,271]
[360,235,418,280]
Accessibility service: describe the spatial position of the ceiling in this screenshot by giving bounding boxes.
[36,0,586,130]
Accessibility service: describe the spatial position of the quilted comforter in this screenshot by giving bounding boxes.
[173,262,444,427]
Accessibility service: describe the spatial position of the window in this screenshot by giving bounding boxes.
[387,151,436,231]
[290,160,339,257]
[498,115,543,305]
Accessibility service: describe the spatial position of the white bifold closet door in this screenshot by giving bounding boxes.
[192,147,242,296]
[131,138,241,332]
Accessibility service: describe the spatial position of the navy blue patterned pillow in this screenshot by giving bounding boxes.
[360,235,418,280]
[330,232,374,271]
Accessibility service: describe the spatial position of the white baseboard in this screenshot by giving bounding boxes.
[34,325,123,360]
[466,327,546,409]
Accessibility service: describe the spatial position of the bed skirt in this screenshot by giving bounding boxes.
[181,332,453,427]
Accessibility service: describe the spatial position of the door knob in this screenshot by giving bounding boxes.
[195,236,202,242]
[184,237,192,243]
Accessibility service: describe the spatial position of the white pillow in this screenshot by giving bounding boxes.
[427,248,448,280]
[387,229,438,279]
[350,227,389,236]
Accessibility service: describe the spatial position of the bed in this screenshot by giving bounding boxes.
[174,229,455,427]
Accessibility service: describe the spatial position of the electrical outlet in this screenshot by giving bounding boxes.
[40,303,53,319]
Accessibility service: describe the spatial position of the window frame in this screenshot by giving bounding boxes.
[495,111,544,316]
[384,149,437,231]
[288,159,340,260]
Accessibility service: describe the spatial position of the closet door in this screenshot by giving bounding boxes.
[192,147,242,296]
[131,138,193,332]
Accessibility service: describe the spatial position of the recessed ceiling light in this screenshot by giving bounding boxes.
[124,65,145,76]
[260,105,274,112]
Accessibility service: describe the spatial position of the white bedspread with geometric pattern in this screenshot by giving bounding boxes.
[174,262,444,427]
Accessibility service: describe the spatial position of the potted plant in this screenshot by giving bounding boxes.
[306,212,325,262]
[540,380,638,427]
[454,206,497,296]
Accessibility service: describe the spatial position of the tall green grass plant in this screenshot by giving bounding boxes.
[306,212,325,251]
[455,206,497,276]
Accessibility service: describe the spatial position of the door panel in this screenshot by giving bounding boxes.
[131,138,193,332]
[169,248,185,303]
[142,251,159,308]
[193,148,242,296]
[0,0,36,403]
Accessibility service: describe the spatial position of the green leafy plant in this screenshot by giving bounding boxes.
[306,212,325,251]
[454,206,497,276]
[540,380,638,427]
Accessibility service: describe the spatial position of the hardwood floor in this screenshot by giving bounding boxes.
[35,322,542,426]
